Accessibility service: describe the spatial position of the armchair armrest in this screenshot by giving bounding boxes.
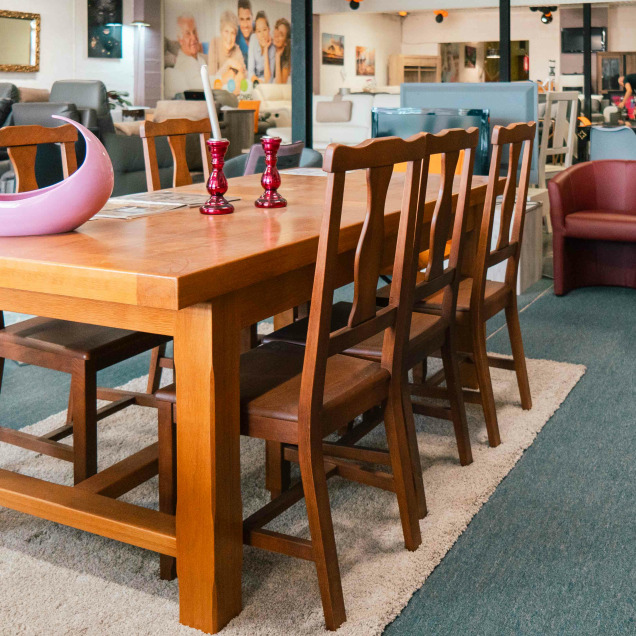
[547,171,575,234]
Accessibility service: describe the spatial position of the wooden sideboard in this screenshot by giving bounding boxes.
[389,55,442,86]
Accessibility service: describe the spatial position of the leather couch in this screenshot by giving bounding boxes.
[548,160,636,295]
[271,92,401,149]
[48,80,175,196]
[253,83,292,128]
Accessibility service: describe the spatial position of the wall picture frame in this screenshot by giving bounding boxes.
[322,33,344,66]
[0,10,40,72]
[465,45,477,69]
[356,46,375,76]
[87,0,123,59]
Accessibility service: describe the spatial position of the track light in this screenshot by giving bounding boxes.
[434,10,448,24]
[350,1,359,8]
[530,6,557,24]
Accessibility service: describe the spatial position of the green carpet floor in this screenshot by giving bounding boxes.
[386,283,636,636]
[1,281,634,634]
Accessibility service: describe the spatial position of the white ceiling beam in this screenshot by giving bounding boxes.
[313,0,629,14]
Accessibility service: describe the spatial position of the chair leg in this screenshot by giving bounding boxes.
[471,322,501,448]
[505,299,532,411]
[440,331,473,466]
[65,391,73,426]
[384,390,422,550]
[265,440,291,499]
[70,360,98,484]
[240,324,259,352]
[0,356,4,394]
[158,401,177,580]
[146,344,167,394]
[411,359,427,384]
[401,384,427,519]
[298,439,346,631]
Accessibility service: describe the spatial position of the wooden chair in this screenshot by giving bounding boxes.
[155,133,439,627]
[263,128,480,483]
[141,116,258,356]
[538,92,578,189]
[140,117,211,192]
[538,92,577,232]
[244,139,305,175]
[415,122,537,448]
[0,123,171,484]
[140,117,211,384]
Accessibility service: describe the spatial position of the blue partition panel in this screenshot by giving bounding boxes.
[371,107,490,175]
[401,82,539,184]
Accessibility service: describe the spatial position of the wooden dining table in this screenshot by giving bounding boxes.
[0,169,496,634]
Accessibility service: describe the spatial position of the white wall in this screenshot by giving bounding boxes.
[0,0,135,96]
[318,13,401,94]
[608,4,636,51]
[402,7,561,83]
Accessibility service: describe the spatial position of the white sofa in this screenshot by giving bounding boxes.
[269,92,400,149]
[253,83,292,128]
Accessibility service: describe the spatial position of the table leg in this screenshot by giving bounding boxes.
[174,298,243,634]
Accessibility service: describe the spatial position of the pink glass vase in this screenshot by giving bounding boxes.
[255,136,287,209]
[200,138,234,215]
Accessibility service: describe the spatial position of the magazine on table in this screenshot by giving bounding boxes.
[93,195,242,220]
[117,191,212,207]
[93,199,184,220]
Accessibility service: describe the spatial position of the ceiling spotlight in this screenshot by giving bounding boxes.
[398,11,408,17]
[530,6,557,24]
[434,10,448,24]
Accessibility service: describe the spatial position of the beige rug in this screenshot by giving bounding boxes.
[0,357,585,636]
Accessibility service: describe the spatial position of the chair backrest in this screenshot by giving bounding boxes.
[244,140,304,175]
[140,118,211,191]
[300,129,477,428]
[0,123,78,193]
[238,100,261,133]
[472,122,536,303]
[538,91,578,187]
[411,129,478,318]
[590,126,636,161]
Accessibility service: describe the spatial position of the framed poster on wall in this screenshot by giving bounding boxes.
[321,33,344,66]
[163,0,292,98]
[356,47,375,76]
[87,0,123,58]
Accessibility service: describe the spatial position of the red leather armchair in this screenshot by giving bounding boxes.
[548,160,636,295]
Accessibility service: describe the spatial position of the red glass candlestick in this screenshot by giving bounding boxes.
[200,138,234,215]
[255,136,287,209]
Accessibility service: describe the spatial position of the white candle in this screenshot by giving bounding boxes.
[200,64,222,140]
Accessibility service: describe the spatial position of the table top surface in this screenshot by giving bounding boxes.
[0,171,490,311]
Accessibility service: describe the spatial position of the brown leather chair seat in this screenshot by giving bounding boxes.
[564,210,636,242]
[156,340,390,440]
[263,301,448,365]
[0,317,169,361]
[418,278,510,318]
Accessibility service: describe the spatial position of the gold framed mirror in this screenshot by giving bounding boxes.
[0,11,41,72]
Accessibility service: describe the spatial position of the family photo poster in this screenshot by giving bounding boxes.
[164,0,291,98]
